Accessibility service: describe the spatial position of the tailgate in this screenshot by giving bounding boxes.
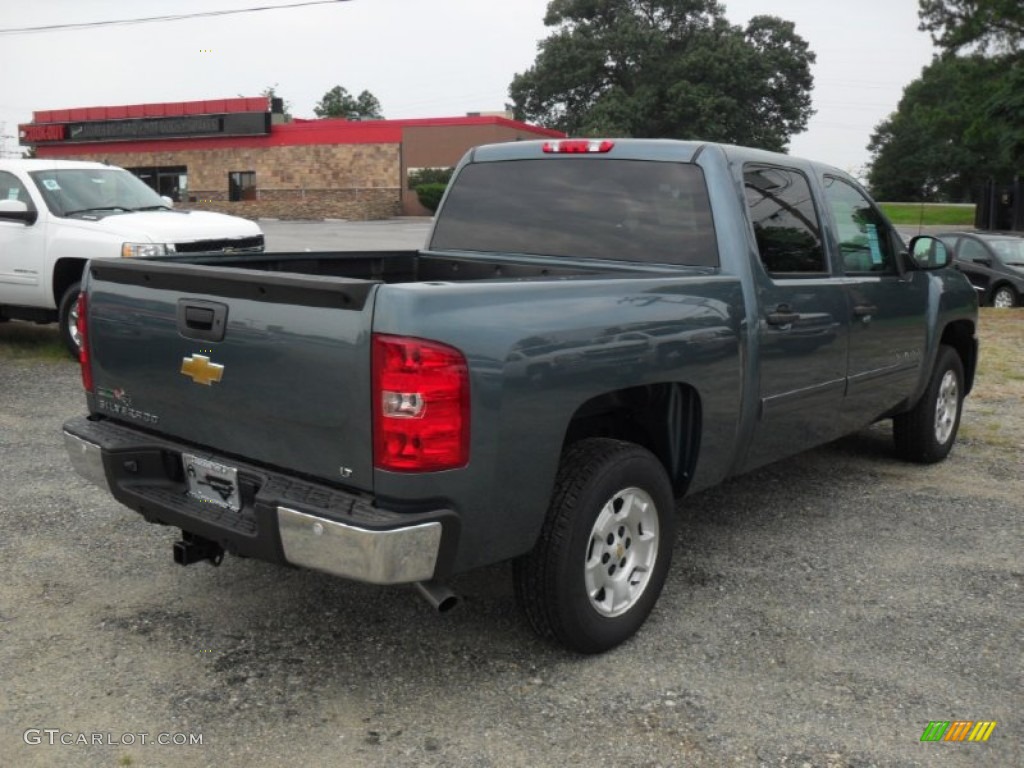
[84,259,378,492]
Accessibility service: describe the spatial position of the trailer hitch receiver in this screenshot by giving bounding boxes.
[173,531,224,566]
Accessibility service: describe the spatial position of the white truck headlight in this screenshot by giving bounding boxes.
[121,242,175,259]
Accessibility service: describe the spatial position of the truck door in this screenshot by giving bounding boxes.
[0,171,45,307]
[740,164,850,472]
[821,175,928,422]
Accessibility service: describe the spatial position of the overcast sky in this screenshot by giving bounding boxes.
[0,0,936,176]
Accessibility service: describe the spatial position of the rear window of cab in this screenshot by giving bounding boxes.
[430,159,719,268]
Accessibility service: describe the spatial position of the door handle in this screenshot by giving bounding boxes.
[766,305,800,327]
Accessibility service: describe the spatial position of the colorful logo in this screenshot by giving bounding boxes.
[920,721,997,742]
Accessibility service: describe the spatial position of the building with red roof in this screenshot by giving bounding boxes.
[19,96,564,218]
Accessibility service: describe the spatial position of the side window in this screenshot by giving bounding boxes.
[0,171,35,209]
[743,165,827,275]
[958,238,989,263]
[938,236,960,259]
[823,176,897,274]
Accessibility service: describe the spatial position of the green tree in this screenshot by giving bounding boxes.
[415,183,448,213]
[240,85,292,121]
[867,2,1024,201]
[314,86,384,120]
[918,0,1024,53]
[407,166,454,190]
[507,0,815,151]
[867,55,1012,201]
[261,84,293,122]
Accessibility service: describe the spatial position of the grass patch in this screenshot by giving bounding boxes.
[972,308,1024,400]
[960,308,1024,452]
[0,320,68,361]
[878,202,976,226]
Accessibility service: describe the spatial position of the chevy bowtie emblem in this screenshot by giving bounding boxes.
[181,354,224,386]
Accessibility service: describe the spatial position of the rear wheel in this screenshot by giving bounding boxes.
[513,438,675,653]
[57,282,82,359]
[991,285,1017,308]
[893,345,964,463]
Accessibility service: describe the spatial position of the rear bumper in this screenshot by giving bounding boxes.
[62,416,458,584]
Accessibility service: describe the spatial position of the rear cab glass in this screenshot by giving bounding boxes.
[430,159,719,267]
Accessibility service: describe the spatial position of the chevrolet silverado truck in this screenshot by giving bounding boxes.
[0,159,264,356]
[63,139,978,653]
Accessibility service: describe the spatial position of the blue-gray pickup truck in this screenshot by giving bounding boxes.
[63,139,978,652]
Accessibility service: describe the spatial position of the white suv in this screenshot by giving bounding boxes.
[0,159,264,355]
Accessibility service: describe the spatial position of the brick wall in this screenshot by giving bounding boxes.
[63,143,403,220]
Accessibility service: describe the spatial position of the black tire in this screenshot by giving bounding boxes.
[513,438,675,653]
[57,282,82,359]
[990,284,1017,309]
[893,345,964,464]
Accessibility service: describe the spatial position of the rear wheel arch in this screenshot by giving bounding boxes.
[561,382,701,496]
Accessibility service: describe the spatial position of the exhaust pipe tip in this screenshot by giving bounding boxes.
[414,581,460,613]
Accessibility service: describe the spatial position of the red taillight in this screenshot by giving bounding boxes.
[542,139,615,154]
[76,291,93,393]
[372,334,469,472]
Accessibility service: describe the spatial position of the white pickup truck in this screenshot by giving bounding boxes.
[0,159,264,355]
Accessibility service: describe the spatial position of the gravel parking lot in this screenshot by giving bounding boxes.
[0,226,1020,767]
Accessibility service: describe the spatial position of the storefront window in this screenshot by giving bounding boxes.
[229,171,256,202]
[127,166,187,202]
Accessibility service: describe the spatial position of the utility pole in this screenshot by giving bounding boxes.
[0,122,18,158]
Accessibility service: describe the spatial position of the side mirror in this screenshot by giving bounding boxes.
[907,236,951,270]
[160,195,174,208]
[0,199,38,224]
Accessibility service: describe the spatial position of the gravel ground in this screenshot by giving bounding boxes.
[1,314,1020,768]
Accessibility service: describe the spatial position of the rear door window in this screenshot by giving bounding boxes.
[959,237,990,263]
[430,159,719,267]
[743,165,828,275]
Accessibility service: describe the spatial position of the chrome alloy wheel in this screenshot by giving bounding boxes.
[68,297,81,350]
[584,486,659,618]
[993,288,1015,308]
[934,370,959,445]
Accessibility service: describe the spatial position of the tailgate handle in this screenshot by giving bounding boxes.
[185,307,214,329]
[177,299,228,342]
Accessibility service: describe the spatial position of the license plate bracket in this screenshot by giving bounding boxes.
[182,453,241,511]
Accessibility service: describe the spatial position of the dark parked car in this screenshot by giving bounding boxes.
[937,231,1024,307]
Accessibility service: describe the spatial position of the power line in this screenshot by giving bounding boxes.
[0,0,352,35]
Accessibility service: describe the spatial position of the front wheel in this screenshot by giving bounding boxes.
[513,438,675,653]
[991,285,1018,308]
[58,282,83,359]
[893,345,965,463]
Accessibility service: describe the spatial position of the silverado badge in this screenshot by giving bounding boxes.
[181,354,224,386]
